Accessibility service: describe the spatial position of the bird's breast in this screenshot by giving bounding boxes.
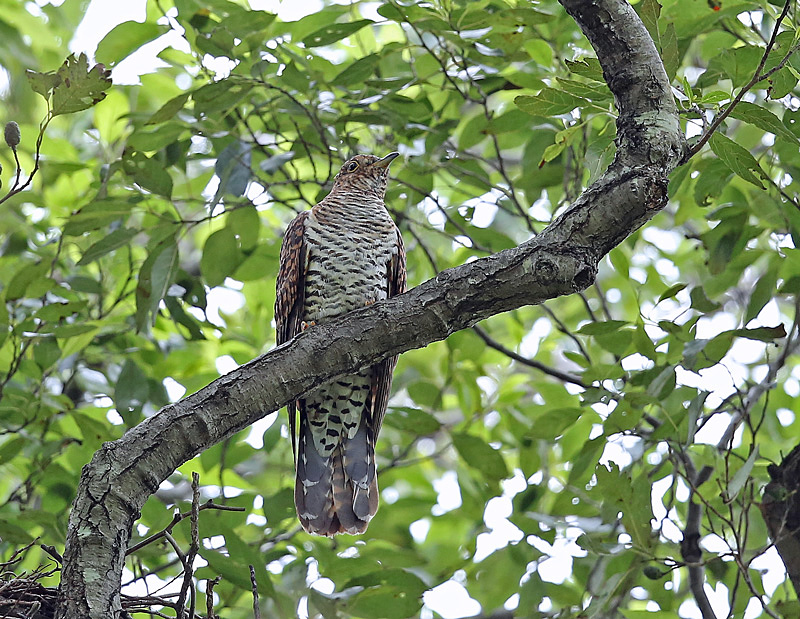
[302,207,398,322]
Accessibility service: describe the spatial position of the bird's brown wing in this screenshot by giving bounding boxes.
[275,211,308,456]
[369,228,407,436]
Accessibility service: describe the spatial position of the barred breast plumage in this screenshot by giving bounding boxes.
[274,152,407,536]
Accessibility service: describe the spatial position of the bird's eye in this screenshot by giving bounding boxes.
[346,161,359,172]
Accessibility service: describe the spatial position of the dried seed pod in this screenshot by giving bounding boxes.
[4,121,20,149]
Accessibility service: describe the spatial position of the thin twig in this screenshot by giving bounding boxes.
[678,456,717,619]
[126,500,245,556]
[206,576,221,619]
[472,325,588,387]
[249,565,260,619]
[174,473,201,618]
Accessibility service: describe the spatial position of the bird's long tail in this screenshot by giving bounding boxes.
[294,410,378,536]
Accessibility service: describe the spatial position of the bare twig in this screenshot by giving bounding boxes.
[126,500,245,556]
[206,576,221,619]
[175,472,201,618]
[39,544,63,564]
[0,114,51,205]
[678,454,717,619]
[0,541,38,571]
[249,565,260,619]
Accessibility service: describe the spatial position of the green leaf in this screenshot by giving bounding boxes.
[260,151,295,174]
[717,46,762,88]
[201,228,240,287]
[200,549,251,589]
[135,237,179,330]
[577,320,628,335]
[214,141,252,198]
[745,266,778,323]
[193,80,253,116]
[730,324,787,342]
[596,464,654,550]
[658,283,687,303]
[567,436,606,486]
[63,199,133,236]
[146,92,191,125]
[0,304,8,349]
[407,380,440,408]
[638,0,661,41]
[115,359,149,418]
[346,569,426,619]
[565,58,604,82]
[51,53,113,116]
[5,261,50,300]
[768,66,798,100]
[96,21,167,65]
[726,446,758,502]
[227,205,261,251]
[645,366,676,399]
[660,22,680,81]
[452,432,508,481]
[0,437,26,463]
[683,334,733,371]
[218,6,276,35]
[26,69,61,98]
[77,228,138,265]
[128,122,186,151]
[123,152,173,197]
[302,19,373,47]
[729,102,799,144]
[515,89,587,116]
[686,391,709,445]
[385,407,441,434]
[0,519,34,544]
[709,132,765,188]
[261,487,295,527]
[528,408,583,440]
[333,54,381,86]
[689,286,720,312]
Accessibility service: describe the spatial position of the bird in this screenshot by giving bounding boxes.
[274,152,406,536]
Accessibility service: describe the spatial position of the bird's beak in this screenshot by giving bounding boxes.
[372,152,399,169]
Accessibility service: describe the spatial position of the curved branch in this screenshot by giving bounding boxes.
[55,1,685,617]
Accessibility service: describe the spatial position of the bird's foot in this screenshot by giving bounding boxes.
[301,320,317,331]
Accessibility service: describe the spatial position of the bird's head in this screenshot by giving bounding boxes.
[331,152,399,197]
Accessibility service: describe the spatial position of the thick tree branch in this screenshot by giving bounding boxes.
[56,1,685,617]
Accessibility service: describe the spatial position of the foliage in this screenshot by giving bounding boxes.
[0,0,799,617]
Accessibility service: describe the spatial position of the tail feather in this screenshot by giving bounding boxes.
[295,419,336,535]
[294,413,378,536]
[342,421,377,521]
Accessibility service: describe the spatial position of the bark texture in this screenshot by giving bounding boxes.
[760,443,800,597]
[56,1,686,617]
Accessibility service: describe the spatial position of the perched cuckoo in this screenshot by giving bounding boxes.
[275,152,406,536]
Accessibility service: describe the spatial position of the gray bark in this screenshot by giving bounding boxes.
[55,1,686,617]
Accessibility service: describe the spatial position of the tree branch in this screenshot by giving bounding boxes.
[55,1,686,617]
